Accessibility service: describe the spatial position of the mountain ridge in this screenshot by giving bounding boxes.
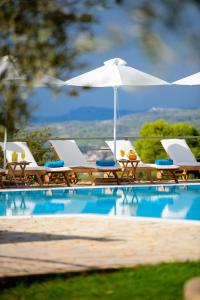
[29,107,200,138]
[30,106,198,124]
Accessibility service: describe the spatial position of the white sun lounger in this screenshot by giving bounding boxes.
[0,141,71,186]
[161,139,200,177]
[106,140,180,182]
[49,140,121,184]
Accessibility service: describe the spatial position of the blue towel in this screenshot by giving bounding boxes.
[96,160,115,167]
[44,160,64,168]
[155,159,173,165]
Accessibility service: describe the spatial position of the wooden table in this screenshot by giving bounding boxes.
[118,159,140,183]
[6,161,31,187]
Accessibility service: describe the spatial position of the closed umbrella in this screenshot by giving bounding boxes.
[0,55,62,169]
[173,72,200,85]
[0,55,25,169]
[66,57,169,161]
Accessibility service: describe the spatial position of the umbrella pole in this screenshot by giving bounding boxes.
[3,127,7,170]
[113,86,118,162]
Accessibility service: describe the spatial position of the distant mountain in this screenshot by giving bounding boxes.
[29,108,200,138]
[31,106,139,124]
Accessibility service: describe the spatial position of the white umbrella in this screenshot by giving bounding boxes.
[33,75,66,88]
[66,57,169,161]
[173,72,200,85]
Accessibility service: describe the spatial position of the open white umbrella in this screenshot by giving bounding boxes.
[66,57,169,161]
[173,72,200,85]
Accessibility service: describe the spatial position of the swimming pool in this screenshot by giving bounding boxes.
[0,184,199,221]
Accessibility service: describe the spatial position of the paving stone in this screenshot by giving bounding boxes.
[0,216,199,278]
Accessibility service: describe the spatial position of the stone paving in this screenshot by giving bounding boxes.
[0,216,199,278]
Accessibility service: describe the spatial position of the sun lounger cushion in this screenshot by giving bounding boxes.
[44,160,64,168]
[155,159,173,165]
[96,160,116,167]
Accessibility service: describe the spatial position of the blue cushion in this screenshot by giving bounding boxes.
[155,159,173,165]
[96,160,115,167]
[44,160,64,168]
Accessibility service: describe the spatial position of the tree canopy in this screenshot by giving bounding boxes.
[0,0,200,136]
[134,119,200,162]
[0,0,108,136]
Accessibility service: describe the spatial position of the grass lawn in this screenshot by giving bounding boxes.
[0,261,200,300]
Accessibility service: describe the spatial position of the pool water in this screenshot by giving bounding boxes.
[0,185,200,221]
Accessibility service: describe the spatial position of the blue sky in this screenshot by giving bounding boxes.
[30,4,200,118]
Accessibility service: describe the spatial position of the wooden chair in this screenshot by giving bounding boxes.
[0,141,71,186]
[106,140,180,183]
[161,139,200,180]
[49,140,121,185]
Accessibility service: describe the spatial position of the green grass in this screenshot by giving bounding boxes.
[1,261,200,300]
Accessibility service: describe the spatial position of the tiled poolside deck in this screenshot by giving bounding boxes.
[0,215,199,278]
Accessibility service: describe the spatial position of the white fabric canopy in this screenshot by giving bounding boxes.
[173,72,200,85]
[66,58,169,161]
[66,58,169,87]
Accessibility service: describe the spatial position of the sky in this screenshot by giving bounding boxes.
[30,3,200,119]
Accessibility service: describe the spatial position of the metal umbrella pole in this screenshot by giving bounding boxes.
[3,127,7,170]
[113,86,118,162]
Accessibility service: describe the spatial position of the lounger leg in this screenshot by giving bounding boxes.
[0,175,4,188]
[88,172,94,184]
[170,171,178,183]
[71,172,78,184]
[63,172,70,187]
[35,173,43,186]
[182,170,188,181]
[113,171,120,185]
[147,169,153,183]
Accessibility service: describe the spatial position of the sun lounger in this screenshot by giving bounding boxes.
[161,139,200,179]
[106,140,180,183]
[49,139,121,184]
[0,141,71,186]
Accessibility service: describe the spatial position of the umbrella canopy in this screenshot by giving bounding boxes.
[33,75,66,88]
[173,72,200,85]
[66,58,169,161]
[66,58,168,87]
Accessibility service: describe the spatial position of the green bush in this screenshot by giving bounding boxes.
[135,119,200,163]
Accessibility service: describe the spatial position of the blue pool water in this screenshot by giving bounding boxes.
[0,184,199,221]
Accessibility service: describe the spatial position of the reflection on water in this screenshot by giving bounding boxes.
[0,185,199,221]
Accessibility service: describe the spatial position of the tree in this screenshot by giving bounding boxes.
[1,0,200,137]
[119,0,200,62]
[135,119,200,162]
[0,0,109,136]
[15,128,55,165]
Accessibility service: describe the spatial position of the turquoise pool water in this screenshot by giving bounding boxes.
[0,184,199,221]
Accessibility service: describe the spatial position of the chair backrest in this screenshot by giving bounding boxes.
[49,140,87,166]
[105,140,141,161]
[161,139,197,165]
[0,141,38,167]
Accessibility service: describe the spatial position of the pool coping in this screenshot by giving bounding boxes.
[0,181,200,193]
[0,213,199,225]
